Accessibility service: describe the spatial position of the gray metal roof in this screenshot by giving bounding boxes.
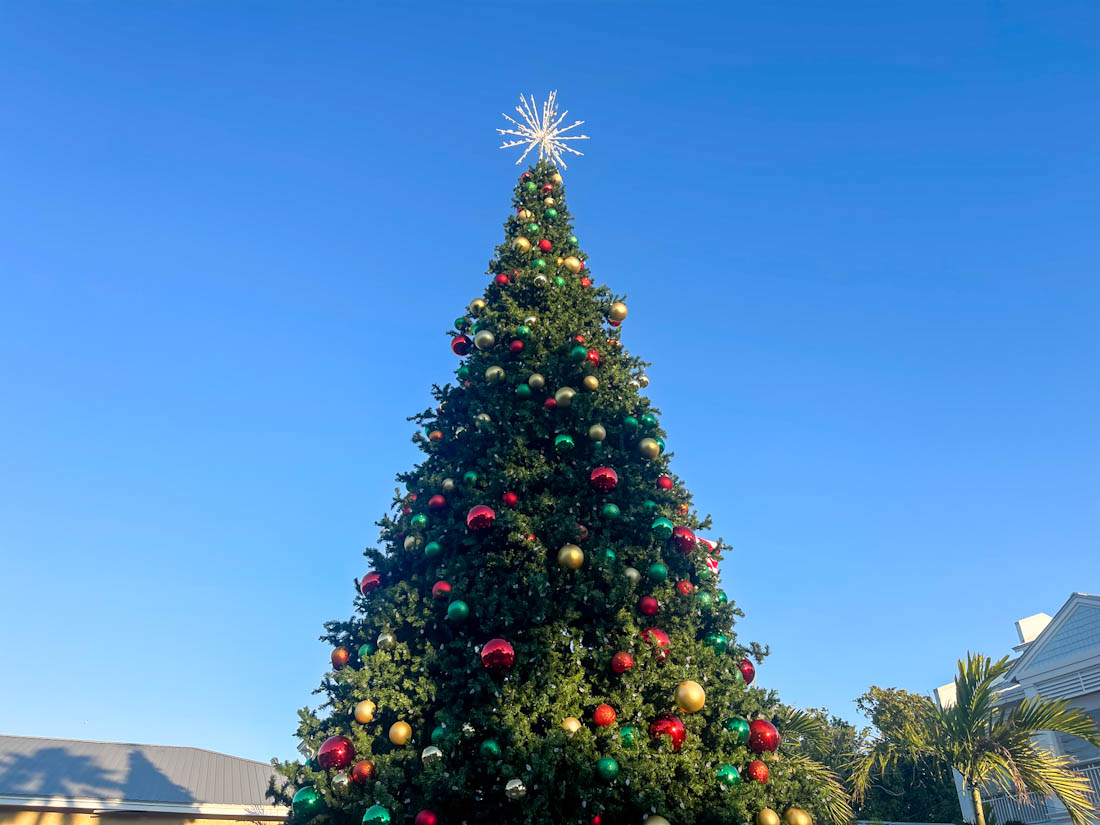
[0,734,282,807]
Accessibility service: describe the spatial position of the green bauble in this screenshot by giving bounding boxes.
[454,317,470,330]
[654,436,666,453]
[516,325,531,339]
[623,415,639,430]
[620,725,638,748]
[456,366,470,381]
[424,541,442,559]
[525,181,537,192]
[479,739,502,758]
[648,562,668,582]
[642,499,657,512]
[705,633,728,654]
[292,787,324,818]
[516,384,532,399]
[716,590,728,604]
[463,470,479,484]
[554,434,575,453]
[596,757,620,781]
[447,600,470,622]
[431,725,447,745]
[554,276,566,286]
[698,566,714,580]
[569,235,578,246]
[697,591,713,608]
[546,208,558,219]
[358,642,376,658]
[604,548,617,563]
[651,517,674,541]
[410,514,427,529]
[640,413,657,429]
[527,222,539,233]
[717,764,741,788]
[362,805,391,824]
[534,258,546,269]
[601,503,621,520]
[725,717,750,745]
[569,345,588,361]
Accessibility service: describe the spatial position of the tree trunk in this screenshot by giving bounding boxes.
[970,784,986,825]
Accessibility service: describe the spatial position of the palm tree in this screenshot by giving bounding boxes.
[850,653,1100,825]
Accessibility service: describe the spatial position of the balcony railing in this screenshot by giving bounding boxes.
[982,759,1100,824]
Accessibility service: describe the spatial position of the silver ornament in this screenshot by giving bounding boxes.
[524,316,537,326]
[403,535,421,552]
[528,373,546,389]
[638,374,650,388]
[331,772,350,791]
[473,330,496,350]
[624,566,641,585]
[629,379,641,390]
[533,274,548,287]
[420,745,443,767]
[475,413,492,427]
[442,478,455,493]
[588,424,606,442]
[504,778,527,800]
[485,366,505,382]
[554,387,576,407]
[377,631,396,650]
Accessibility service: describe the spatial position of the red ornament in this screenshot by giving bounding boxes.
[360,572,382,595]
[414,812,439,825]
[543,398,557,409]
[402,505,413,516]
[428,430,443,442]
[575,524,590,541]
[608,338,620,347]
[746,759,770,783]
[428,494,446,510]
[739,658,756,685]
[574,334,586,343]
[580,277,592,287]
[494,273,510,287]
[331,647,350,670]
[578,259,585,271]
[594,704,616,727]
[748,719,781,753]
[432,580,451,600]
[538,239,552,252]
[656,475,673,490]
[676,580,695,596]
[592,817,602,825]
[481,638,515,672]
[317,735,355,770]
[672,525,696,554]
[501,491,519,507]
[350,759,375,783]
[408,493,417,501]
[640,627,671,661]
[589,466,619,493]
[509,340,524,353]
[611,651,634,674]
[520,171,533,182]
[586,349,601,366]
[638,595,660,616]
[678,503,690,515]
[609,319,622,327]
[466,505,496,531]
[451,335,472,356]
[649,714,686,752]
[540,183,553,194]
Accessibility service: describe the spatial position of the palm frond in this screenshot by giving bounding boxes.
[1006,696,1100,748]
[993,747,1098,825]
[848,740,903,804]
[783,753,854,825]
[780,708,831,756]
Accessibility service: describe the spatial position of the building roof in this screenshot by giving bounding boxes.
[0,734,286,817]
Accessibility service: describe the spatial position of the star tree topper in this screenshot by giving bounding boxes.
[498,91,590,169]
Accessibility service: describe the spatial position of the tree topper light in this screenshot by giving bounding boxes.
[498,91,589,169]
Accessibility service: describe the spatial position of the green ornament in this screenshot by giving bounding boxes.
[642,499,657,512]
[454,317,470,330]
[307,757,319,771]
[654,436,665,453]
[705,633,728,654]
[431,725,447,745]
[568,235,578,246]
[463,470,479,484]
[554,434,575,453]
[292,787,324,819]
[456,366,470,381]
[358,642,376,658]
[697,591,713,608]
[362,805,391,825]
[648,562,668,582]
[479,738,502,758]
[651,517,674,541]
[447,599,470,622]
[717,764,741,789]
[716,590,728,604]
[516,325,531,338]
[516,383,533,399]
[527,222,539,233]
[546,208,558,219]
[424,541,442,559]
[698,565,714,580]
[410,514,427,530]
[569,345,588,361]
[725,716,750,745]
[604,548,617,563]
[640,413,657,429]
[623,415,639,430]
[620,725,638,748]
[601,503,621,520]
[534,258,546,269]
[596,756,620,781]
[554,276,566,286]
[525,181,537,192]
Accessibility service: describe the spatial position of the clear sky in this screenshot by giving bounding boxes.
[1,2,1097,764]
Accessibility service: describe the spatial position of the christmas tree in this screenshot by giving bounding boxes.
[272,95,851,825]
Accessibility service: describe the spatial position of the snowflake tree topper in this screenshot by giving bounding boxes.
[498,91,589,169]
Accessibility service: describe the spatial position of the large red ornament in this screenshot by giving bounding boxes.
[451,335,472,356]
[350,759,375,783]
[432,580,451,600]
[501,491,519,508]
[428,494,446,511]
[540,183,553,194]
[576,524,590,541]
[466,505,496,531]
[317,735,355,770]
[494,273,510,286]
[509,339,524,353]
[748,719,781,753]
[360,572,382,595]
[676,580,695,596]
[657,475,673,490]
[611,651,634,674]
[649,714,686,752]
[672,525,696,554]
[414,812,438,825]
[580,277,592,288]
[543,398,557,409]
[331,647,350,670]
[594,704,616,727]
[640,627,671,661]
[638,595,659,616]
[481,638,515,672]
[746,759,769,783]
[586,349,600,366]
[538,239,552,252]
[589,466,619,493]
[739,658,756,685]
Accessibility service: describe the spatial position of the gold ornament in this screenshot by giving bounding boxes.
[557,544,584,570]
[556,257,564,265]
[518,209,533,220]
[528,373,546,389]
[469,298,487,315]
[442,477,455,492]
[554,386,576,407]
[473,329,496,350]
[588,424,606,441]
[784,810,812,825]
[403,535,421,551]
[609,301,628,322]
[756,810,781,825]
[513,237,531,253]
[624,566,641,584]
[563,256,582,274]
[550,172,563,185]
[389,721,412,745]
[675,680,705,713]
[582,375,599,391]
[639,437,660,459]
[562,716,582,734]
[485,366,505,383]
[643,818,671,825]
[377,631,396,650]
[354,700,376,724]
[543,196,555,206]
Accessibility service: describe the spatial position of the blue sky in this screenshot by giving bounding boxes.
[1,2,1097,763]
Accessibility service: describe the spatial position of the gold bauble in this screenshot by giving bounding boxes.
[556,257,564,265]
[389,721,412,745]
[485,366,505,383]
[643,818,670,825]
[550,172,563,185]
[469,298,487,315]
[554,386,576,407]
[513,237,532,253]
[624,566,641,584]
[582,375,599,391]
[562,716,582,734]
[588,424,606,442]
[528,373,546,389]
[473,329,496,350]
[377,631,396,650]
[354,700,376,724]
[675,680,705,713]
[543,196,555,206]
[403,535,421,551]
[441,477,455,492]
[756,810,781,825]
[557,544,584,570]
[639,437,660,459]
[609,301,628,322]
[563,256,582,274]
[518,209,533,220]
[784,809,812,825]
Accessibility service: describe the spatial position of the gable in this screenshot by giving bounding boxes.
[1026,604,1100,671]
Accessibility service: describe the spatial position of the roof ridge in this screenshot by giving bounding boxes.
[0,734,274,769]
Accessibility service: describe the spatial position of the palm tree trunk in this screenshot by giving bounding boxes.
[970,784,986,825]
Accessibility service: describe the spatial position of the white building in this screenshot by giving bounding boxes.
[934,592,1100,825]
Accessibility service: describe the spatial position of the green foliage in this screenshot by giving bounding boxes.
[269,161,849,825]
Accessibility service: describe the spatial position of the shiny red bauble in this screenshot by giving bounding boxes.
[594,704,616,727]
[649,714,686,752]
[640,627,671,661]
[317,735,355,770]
[540,183,553,194]
[592,817,602,825]
[350,759,375,783]
[745,759,769,783]
[538,239,552,252]
[672,525,696,554]
[580,277,592,287]
[466,504,496,531]
[509,340,524,354]
[331,647,350,670]
[481,638,515,672]
[609,319,622,327]
[611,651,634,674]
[638,595,660,616]
[414,811,438,825]
[501,491,519,507]
[432,580,451,600]
[576,524,590,541]
[676,580,695,596]
[520,171,533,181]
[739,658,756,685]
[360,572,382,595]
[451,335,472,356]
[586,349,600,366]
[428,430,443,442]
[589,466,619,493]
[543,398,557,409]
[494,273,510,286]
[428,494,446,511]
[657,475,673,490]
[748,719,781,753]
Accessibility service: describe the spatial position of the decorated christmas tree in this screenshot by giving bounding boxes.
[272,94,851,825]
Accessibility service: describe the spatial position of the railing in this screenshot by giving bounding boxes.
[1080,761,1100,811]
[982,759,1100,824]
